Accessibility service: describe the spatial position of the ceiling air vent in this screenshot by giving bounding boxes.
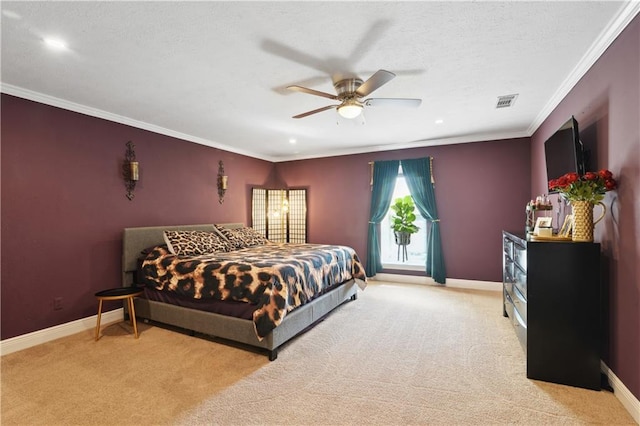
[496,94,518,109]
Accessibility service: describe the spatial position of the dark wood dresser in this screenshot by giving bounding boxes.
[502,231,601,390]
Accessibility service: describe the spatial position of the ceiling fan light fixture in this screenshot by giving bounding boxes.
[337,101,363,119]
[288,70,420,120]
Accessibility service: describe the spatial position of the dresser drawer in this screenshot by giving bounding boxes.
[505,289,527,350]
[514,268,527,300]
[512,285,527,325]
[513,242,527,271]
[512,304,527,350]
[503,258,515,283]
[503,280,513,297]
[504,291,514,319]
[503,237,513,259]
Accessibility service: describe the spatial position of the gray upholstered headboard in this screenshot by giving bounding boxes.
[122,223,244,286]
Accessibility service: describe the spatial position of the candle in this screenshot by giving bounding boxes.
[130,161,139,181]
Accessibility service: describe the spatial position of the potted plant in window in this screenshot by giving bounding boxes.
[390,195,420,248]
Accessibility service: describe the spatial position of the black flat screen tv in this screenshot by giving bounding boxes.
[544,116,585,192]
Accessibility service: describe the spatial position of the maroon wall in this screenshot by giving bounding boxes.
[1,95,274,339]
[276,137,531,282]
[530,17,639,399]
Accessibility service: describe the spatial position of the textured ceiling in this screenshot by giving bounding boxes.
[1,2,637,161]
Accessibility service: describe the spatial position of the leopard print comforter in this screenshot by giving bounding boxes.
[141,243,367,339]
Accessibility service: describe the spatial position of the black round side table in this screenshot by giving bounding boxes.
[94,287,144,341]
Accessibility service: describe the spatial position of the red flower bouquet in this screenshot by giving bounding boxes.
[548,170,617,203]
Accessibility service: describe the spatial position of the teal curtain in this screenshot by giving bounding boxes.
[401,158,446,284]
[366,160,400,277]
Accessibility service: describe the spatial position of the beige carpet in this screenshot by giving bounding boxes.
[1,282,635,425]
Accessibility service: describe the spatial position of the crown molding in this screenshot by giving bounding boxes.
[274,130,531,162]
[0,83,277,162]
[528,1,640,136]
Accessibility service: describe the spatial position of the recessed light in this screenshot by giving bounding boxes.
[44,38,67,50]
[435,119,444,124]
[289,138,297,144]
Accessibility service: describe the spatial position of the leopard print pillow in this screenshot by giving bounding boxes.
[214,225,271,249]
[163,230,234,256]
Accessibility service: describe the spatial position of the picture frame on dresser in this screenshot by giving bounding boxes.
[559,214,573,237]
[533,216,552,236]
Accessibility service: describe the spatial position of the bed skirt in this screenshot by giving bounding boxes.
[132,278,358,360]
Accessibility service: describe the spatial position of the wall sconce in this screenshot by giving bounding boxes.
[123,141,139,200]
[217,160,228,204]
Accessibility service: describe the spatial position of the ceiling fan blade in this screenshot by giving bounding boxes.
[287,85,338,100]
[356,69,396,97]
[292,105,338,119]
[261,39,333,74]
[364,98,422,108]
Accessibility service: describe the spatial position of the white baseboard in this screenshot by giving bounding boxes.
[602,361,640,424]
[371,273,502,292]
[0,308,123,356]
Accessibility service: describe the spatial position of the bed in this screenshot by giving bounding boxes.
[122,223,366,360]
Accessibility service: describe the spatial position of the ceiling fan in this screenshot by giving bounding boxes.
[287,69,422,119]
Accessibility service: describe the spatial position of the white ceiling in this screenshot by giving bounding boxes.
[1,2,637,162]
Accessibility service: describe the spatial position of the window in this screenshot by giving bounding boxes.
[380,175,427,270]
